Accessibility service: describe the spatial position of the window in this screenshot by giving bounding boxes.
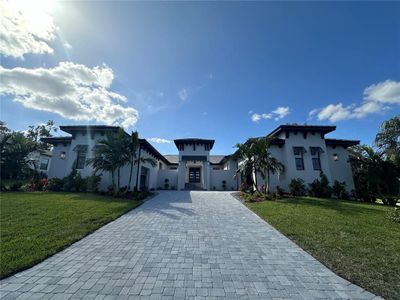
[73,145,88,169]
[39,158,49,170]
[293,147,305,170]
[310,147,324,171]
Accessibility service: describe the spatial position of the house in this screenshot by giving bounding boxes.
[42,124,359,192]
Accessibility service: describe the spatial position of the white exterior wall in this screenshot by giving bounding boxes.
[254,145,286,191]
[157,170,178,189]
[326,146,355,191]
[48,144,71,178]
[210,169,237,191]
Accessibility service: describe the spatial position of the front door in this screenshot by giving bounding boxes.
[189,167,201,183]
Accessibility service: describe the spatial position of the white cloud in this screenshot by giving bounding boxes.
[309,80,400,123]
[0,62,138,128]
[63,42,72,49]
[0,0,56,58]
[177,88,188,102]
[272,106,290,120]
[147,137,172,144]
[251,106,290,123]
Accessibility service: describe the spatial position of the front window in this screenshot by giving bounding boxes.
[293,147,305,170]
[310,147,323,171]
[73,145,88,169]
[39,158,49,170]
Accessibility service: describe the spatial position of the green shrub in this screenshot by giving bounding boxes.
[388,207,400,223]
[44,178,64,191]
[86,175,101,192]
[20,183,33,192]
[289,178,307,196]
[309,172,332,198]
[332,180,349,199]
[164,178,169,190]
[62,170,87,192]
[276,186,284,197]
[9,182,23,191]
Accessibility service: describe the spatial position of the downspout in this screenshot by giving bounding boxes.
[135,145,142,191]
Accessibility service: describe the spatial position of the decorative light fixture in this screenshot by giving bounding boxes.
[60,151,66,160]
[333,153,339,161]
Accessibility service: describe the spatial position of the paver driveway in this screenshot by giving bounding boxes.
[1,191,379,300]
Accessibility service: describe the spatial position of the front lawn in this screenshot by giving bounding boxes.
[0,192,142,278]
[246,197,400,300]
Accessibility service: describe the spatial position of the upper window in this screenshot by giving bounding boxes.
[73,145,88,169]
[293,147,306,170]
[39,158,49,170]
[310,147,324,171]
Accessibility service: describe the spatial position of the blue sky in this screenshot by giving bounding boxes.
[1,1,399,155]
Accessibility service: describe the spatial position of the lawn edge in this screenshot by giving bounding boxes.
[0,194,146,280]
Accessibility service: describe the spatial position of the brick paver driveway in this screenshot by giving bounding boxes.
[1,191,379,299]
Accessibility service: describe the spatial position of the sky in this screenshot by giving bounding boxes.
[1,0,399,155]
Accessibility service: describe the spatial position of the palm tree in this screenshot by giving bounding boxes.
[124,131,156,191]
[234,140,257,191]
[256,138,285,193]
[375,116,400,167]
[87,129,127,193]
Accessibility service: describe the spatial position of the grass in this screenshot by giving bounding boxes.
[245,197,400,300]
[0,192,143,278]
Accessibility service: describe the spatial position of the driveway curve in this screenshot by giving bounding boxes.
[1,191,379,299]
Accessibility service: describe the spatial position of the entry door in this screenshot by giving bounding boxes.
[189,168,201,183]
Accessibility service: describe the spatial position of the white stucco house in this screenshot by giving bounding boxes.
[42,124,359,192]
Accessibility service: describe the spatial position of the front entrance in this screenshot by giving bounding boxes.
[188,167,201,183]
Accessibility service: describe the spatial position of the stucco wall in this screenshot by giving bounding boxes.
[48,144,71,178]
[326,146,355,191]
[157,170,178,189]
[210,169,237,191]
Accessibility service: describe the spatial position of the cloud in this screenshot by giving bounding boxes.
[251,106,290,123]
[272,106,290,120]
[147,137,172,144]
[0,0,56,58]
[177,88,188,102]
[0,62,138,128]
[309,80,400,122]
[208,73,214,80]
[63,42,72,49]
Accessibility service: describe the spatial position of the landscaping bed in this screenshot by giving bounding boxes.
[244,196,400,300]
[0,192,143,278]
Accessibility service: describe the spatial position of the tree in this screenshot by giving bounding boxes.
[254,138,285,194]
[375,116,400,167]
[349,145,399,205]
[87,129,127,193]
[234,139,257,192]
[124,131,156,191]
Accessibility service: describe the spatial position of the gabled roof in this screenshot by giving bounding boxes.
[174,138,215,150]
[325,138,359,148]
[267,125,336,138]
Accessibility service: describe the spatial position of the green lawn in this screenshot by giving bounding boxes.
[246,197,400,300]
[0,192,142,278]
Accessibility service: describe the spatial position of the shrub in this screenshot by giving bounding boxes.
[86,175,101,192]
[239,182,248,192]
[170,186,176,190]
[388,207,400,223]
[9,182,23,191]
[332,180,349,199]
[289,178,307,196]
[20,183,33,192]
[309,172,332,198]
[164,178,169,190]
[276,186,284,197]
[44,178,64,191]
[222,180,227,190]
[62,170,87,192]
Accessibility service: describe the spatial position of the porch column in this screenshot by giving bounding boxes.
[203,161,210,190]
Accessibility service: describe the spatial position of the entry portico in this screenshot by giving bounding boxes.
[175,138,214,190]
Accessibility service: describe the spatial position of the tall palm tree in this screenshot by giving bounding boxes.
[124,131,156,191]
[234,140,257,191]
[87,129,127,193]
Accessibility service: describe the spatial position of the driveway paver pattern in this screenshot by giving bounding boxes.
[0,191,380,299]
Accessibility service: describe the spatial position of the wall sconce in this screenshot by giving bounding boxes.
[60,151,66,160]
[333,153,339,161]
